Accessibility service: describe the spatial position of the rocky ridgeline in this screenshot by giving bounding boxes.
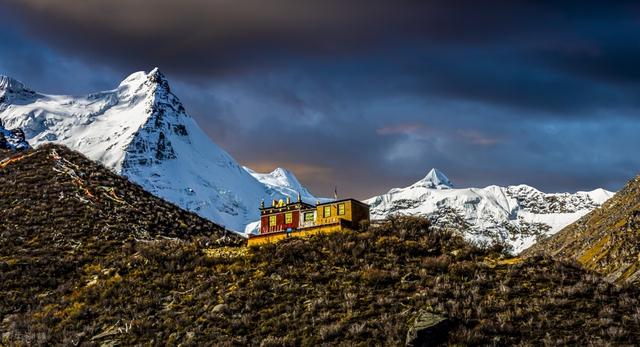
[505,185,603,214]
[525,174,640,284]
[121,69,183,168]
[0,143,239,243]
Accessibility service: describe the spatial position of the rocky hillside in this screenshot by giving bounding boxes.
[366,169,614,253]
[2,214,639,345]
[525,174,640,284]
[0,144,242,337]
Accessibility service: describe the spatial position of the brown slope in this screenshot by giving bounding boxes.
[524,175,640,284]
[0,148,15,161]
[0,144,242,324]
[3,217,640,345]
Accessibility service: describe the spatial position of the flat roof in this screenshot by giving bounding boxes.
[316,198,369,207]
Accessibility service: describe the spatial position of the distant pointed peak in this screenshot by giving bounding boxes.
[0,75,36,102]
[147,67,168,85]
[0,75,26,91]
[271,167,304,186]
[414,168,453,189]
[0,75,24,89]
[119,68,168,89]
[271,167,291,177]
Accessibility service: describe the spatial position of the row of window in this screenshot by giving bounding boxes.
[324,203,346,217]
[269,212,295,226]
[267,203,347,227]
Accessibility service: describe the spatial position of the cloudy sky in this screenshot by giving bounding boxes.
[1,1,640,198]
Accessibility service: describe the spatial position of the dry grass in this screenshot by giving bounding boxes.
[526,175,640,284]
[3,213,640,345]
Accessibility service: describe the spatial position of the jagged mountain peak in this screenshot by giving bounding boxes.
[117,67,172,97]
[119,67,162,83]
[271,167,294,179]
[268,167,308,193]
[0,71,319,232]
[0,75,37,103]
[0,75,26,92]
[147,67,166,82]
[414,168,453,189]
[245,166,315,201]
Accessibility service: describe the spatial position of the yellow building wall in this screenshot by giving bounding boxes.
[247,223,346,247]
[315,201,354,225]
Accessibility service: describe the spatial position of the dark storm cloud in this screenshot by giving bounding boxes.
[4,1,635,72]
[4,0,640,111]
[4,0,433,74]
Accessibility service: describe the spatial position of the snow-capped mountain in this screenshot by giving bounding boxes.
[244,166,317,203]
[0,69,316,232]
[365,169,615,253]
[406,168,453,190]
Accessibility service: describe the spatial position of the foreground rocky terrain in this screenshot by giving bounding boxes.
[2,209,639,345]
[1,144,242,343]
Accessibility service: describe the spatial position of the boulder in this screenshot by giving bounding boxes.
[405,311,451,347]
[212,303,228,314]
[401,272,420,283]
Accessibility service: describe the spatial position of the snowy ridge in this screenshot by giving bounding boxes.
[0,69,317,232]
[244,166,316,203]
[365,170,614,253]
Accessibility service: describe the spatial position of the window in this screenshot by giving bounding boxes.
[269,215,277,227]
[338,203,345,216]
[323,205,331,218]
[304,212,314,222]
[285,212,293,224]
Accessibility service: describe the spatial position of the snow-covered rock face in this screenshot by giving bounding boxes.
[0,76,37,104]
[0,69,316,232]
[0,126,29,151]
[244,166,316,203]
[0,118,30,151]
[365,170,615,253]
